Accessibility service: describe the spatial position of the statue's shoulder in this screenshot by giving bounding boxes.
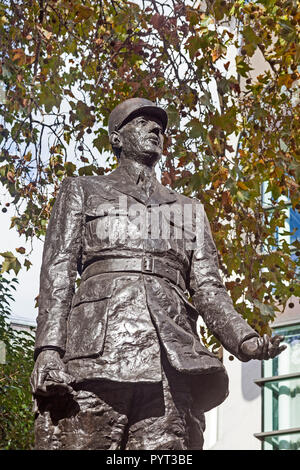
[76,173,110,183]
[164,186,202,207]
[67,174,111,190]
[57,176,113,204]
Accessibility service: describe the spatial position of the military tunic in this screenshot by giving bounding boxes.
[35,162,259,413]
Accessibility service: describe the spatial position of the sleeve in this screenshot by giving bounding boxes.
[189,205,259,361]
[34,177,84,360]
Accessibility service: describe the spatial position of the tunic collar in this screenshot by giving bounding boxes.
[119,160,156,185]
[105,161,178,206]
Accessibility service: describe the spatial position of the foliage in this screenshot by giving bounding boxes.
[0,271,35,449]
[0,0,299,340]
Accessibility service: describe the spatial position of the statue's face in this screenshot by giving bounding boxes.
[113,112,164,166]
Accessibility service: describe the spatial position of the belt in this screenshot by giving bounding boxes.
[81,257,186,292]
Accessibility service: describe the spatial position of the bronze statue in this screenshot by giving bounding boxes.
[31,98,285,450]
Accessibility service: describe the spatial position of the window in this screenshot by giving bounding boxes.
[254,182,300,450]
[290,207,300,244]
[254,323,300,450]
[290,207,300,272]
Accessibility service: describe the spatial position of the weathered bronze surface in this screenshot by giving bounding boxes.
[31,97,286,450]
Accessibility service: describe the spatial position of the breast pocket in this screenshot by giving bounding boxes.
[84,196,145,249]
[64,277,115,362]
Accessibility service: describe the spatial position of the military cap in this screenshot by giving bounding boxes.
[108,97,168,135]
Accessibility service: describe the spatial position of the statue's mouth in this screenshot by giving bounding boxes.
[147,133,160,145]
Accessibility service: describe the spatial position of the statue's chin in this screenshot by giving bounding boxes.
[140,154,161,167]
[125,151,161,167]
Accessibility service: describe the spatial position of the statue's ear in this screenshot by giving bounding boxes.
[109,131,122,151]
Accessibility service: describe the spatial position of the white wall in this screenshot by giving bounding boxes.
[204,350,262,450]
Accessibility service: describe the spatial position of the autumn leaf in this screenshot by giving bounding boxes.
[37,26,53,41]
[161,171,173,186]
[7,171,15,183]
[24,152,32,162]
[237,181,250,191]
[74,6,94,21]
[278,74,294,89]
[12,49,26,65]
[222,191,233,212]
[151,13,165,30]
[24,259,32,270]
[212,47,221,62]
[0,252,21,275]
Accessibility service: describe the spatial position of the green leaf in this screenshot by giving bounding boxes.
[39,87,60,113]
[243,26,258,44]
[64,161,77,176]
[75,6,94,21]
[78,165,96,176]
[211,107,237,134]
[0,252,21,275]
[187,36,203,59]
[166,105,180,128]
[236,56,253,77]
[253,299,275,318]
[24,259,32,271]
[93,134,109,153]
[186,118,204,139]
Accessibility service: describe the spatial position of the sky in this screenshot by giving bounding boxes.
[1,204,43,324]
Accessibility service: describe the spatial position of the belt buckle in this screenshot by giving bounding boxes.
[142,256,154,273]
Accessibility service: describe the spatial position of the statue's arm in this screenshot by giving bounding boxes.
[189,205,267,362]
[34,177,84,361]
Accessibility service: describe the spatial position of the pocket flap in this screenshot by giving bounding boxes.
[85,199,129,218]
[72,276,114,307]
[85,193,117,217]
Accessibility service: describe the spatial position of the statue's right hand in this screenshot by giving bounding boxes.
[30,349,74,397]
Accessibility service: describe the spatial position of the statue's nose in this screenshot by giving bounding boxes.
[149,123,162,136]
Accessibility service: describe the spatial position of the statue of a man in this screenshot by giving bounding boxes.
[31,98,285,450]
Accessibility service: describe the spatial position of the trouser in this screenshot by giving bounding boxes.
[34,357,205,450]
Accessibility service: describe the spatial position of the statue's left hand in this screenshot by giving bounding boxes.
[240,334,287,360]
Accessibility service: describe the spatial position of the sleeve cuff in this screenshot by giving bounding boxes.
[238,333,260,362]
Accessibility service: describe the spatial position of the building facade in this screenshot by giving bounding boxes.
[204,300,300,450]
